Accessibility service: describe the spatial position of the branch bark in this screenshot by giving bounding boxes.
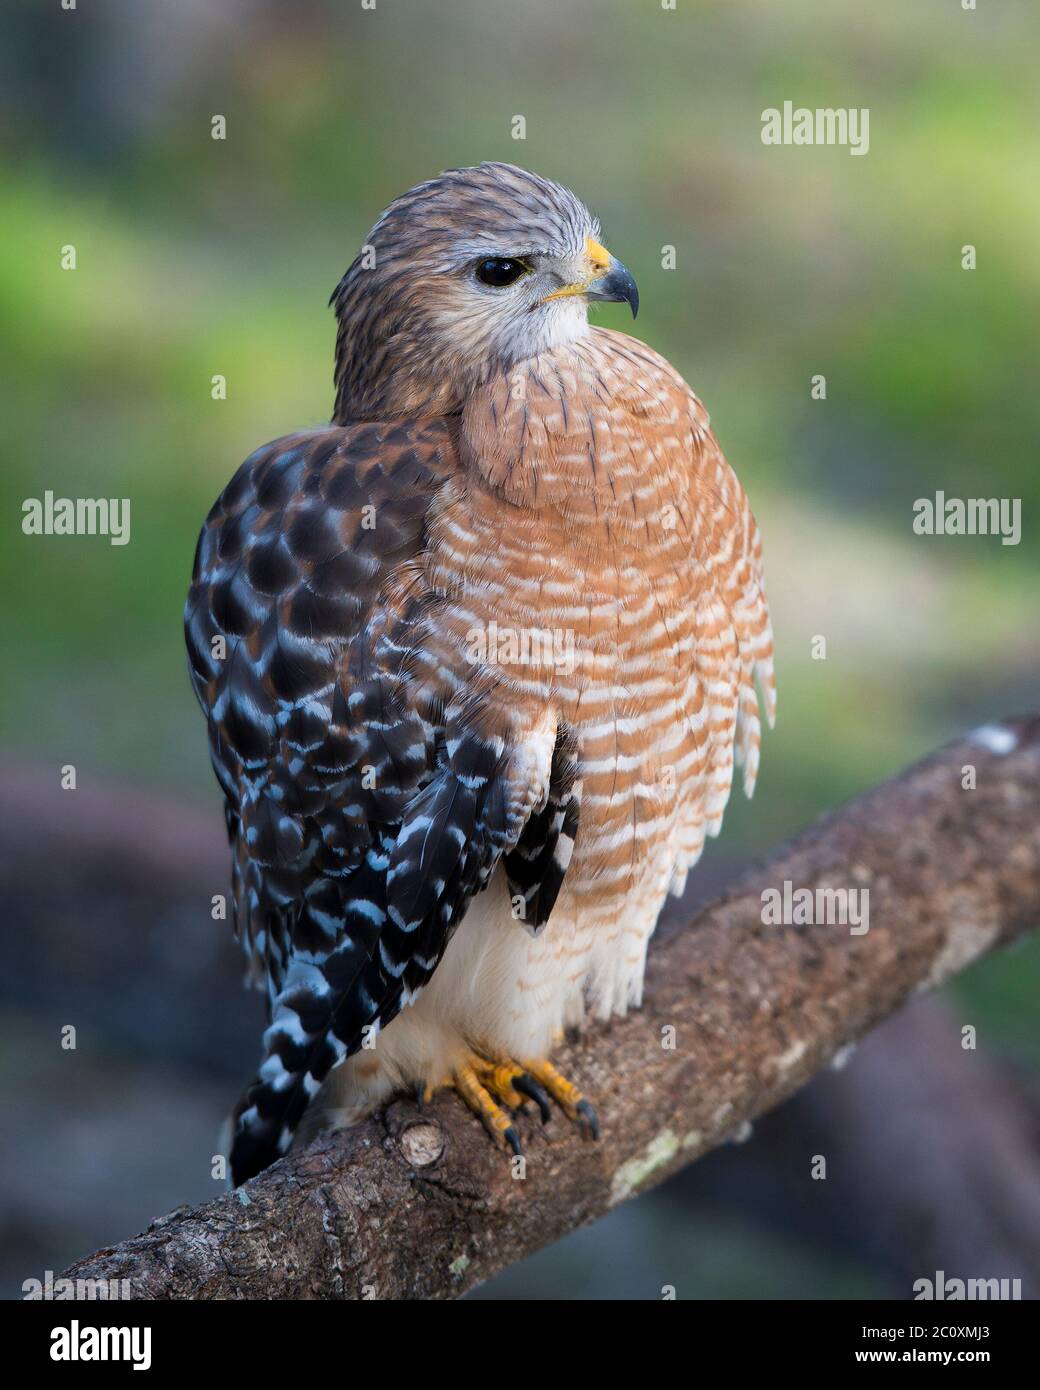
[61,715,1040,1299]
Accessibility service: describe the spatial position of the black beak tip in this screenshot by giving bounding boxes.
[613,260,639,318]
[589,261,639,319]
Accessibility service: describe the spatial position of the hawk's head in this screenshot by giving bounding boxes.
[330,162,638,423]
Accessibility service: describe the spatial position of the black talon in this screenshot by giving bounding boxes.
[504,1126,523,1157]
[576,1099,600,1141]
[514,1073,552,1124]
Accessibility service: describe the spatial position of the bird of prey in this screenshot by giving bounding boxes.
[185,163,775,1186]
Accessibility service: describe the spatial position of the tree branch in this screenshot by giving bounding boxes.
[60,715,1040,1299]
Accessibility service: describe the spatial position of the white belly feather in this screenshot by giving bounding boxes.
[324,837,683,1128]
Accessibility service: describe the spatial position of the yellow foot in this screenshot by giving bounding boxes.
[521,1057,600,1139]
[428,1051,599,1154]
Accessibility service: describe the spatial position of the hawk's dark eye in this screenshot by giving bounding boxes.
[475,257,530,287]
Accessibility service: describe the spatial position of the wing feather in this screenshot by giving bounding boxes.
[186,421,576,1184]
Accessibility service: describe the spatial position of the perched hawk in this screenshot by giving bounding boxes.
[185,163,775,1185]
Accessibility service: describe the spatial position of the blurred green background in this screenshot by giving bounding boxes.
[1,0,1037,1298]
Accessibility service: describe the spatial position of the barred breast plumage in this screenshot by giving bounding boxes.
[326,328,775,1118]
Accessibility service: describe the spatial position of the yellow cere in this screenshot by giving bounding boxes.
[541,237,613,302]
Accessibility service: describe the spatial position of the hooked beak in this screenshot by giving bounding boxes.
[585,257,639,319]
[541,235,639,319]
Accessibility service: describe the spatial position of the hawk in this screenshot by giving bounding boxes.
[185,163,775,1185]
